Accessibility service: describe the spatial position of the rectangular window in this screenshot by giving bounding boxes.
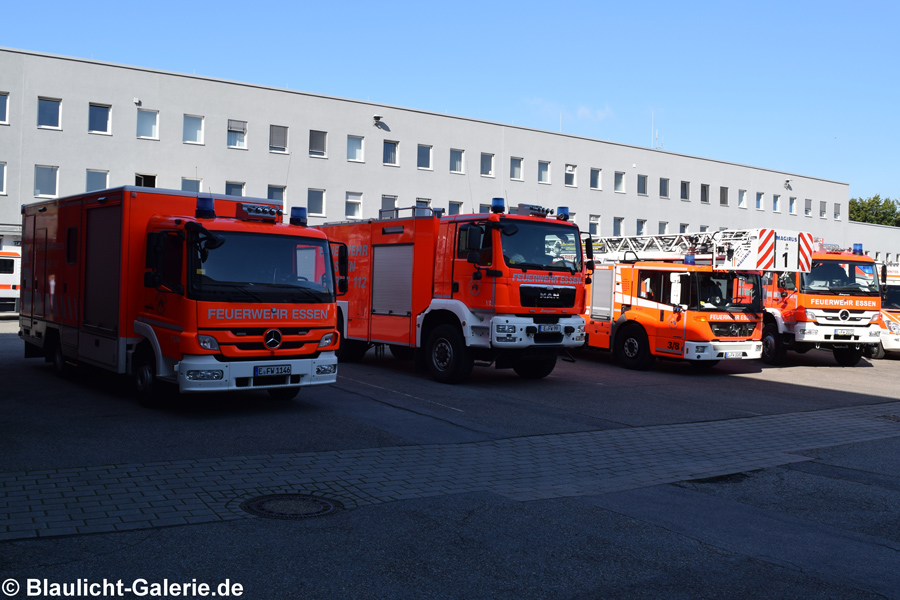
[756,192,764,210]
[789,197,797,215]
[381,195,397,217]
[819,201,827,218]
[589,215,600,236]
[700,184,710,204]
[565,164,577,187]
[450,149,464,173]
[538,161,550,184]
[590,168,601,190]
[637,174,648,195]
[417,144,432,169]
[613,217,624,237]
[0,92,8,124]
[699,225,709,233]
[636,219,646,235]
[480,153,494,177]
[510,157,523,180]
[86,169,107,192]
[659,177,669,198]
[720,186,728,206]
[834,203,841,220]
[658,221,668,235]
[309,130,327,157]
[182,177,202,193]
[135,174,156,188]
[34,165,58,197]
[738,189,747,209]
[805,198,812,217]
[88,104,110,134]
[680,224,690,233]
[448,201,463,216]
[773,194,781,212]
[269,125,288,152]
[383,141,398,165]
[267,185,285,203]
[0,162,6,194]
[680,181,690,201]
[136,109,158,139]
[225,181,244,197]
[183,114,203,144]
[38,98,61,128]
[614,172,625,193]
[347,135,364,161]
[308,189,325,216]
[227,119,247,149]
[346,192,362,219]
[416,197,431,216]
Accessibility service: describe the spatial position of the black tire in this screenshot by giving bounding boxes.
[389,344,415,361]
[52,339,71,376]
[268,387,300,401]
[512,354,558,379]
[863,343,886,360]
[834,345,864,367]
[761,323,787,365]
[688,360,720,370]
[133,350,162,407]
[615,324,654,370]
[425,324,474,384]
[336,314,369,363]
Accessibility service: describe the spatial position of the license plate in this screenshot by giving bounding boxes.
[254,364,291,377]
[538,324,561,333]
[835,329,854,336]
[725,351,742,358]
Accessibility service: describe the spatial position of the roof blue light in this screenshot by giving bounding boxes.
[290,206,308,227]
[491,197,505,213]
[196,196,216,219]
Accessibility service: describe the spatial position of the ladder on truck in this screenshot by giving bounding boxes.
[590,229,812,272]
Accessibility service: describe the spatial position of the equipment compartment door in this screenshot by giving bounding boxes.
[369,244,413,345]
[83,204,122,335]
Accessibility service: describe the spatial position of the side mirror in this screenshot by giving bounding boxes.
[338,244,349,277]
[462,224,482,251]
[143,271,161,289]
[585,237,594,260]
[338,279,348,294]
[467,251,479,264]
[586,260,595,272]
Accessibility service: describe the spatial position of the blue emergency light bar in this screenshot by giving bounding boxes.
[491,197,505,214]
[196,196,216,219]
[557,206,570,221]
[290,206,308,227]
[853,243,864,255]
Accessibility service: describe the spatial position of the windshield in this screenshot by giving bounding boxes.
[188,231,334,303]
[800,260,881,295]
[690,272,761,312]
[501,220,582,272]
[884,286,900,310]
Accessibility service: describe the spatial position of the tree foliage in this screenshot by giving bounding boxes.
[849,195,900,226]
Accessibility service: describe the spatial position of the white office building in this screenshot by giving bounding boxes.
[1,47,897,261]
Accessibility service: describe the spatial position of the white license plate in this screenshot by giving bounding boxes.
[254,364,291,377]
[538,324,561,333]
[725,351,742,358]
[835,329,854,336]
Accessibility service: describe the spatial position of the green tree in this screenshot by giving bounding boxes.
[849,195,900,226]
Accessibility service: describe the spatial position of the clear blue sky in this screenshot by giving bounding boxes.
[6,0,899,200]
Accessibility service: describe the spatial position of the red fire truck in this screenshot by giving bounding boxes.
[318,199,588,383]
[761,241,882,366]
[19,187,346,403]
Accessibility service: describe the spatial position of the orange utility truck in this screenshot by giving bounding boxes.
[19,187,346,402]
[318,199,588,383]
[584,229,811,370]
[761,241,881,366]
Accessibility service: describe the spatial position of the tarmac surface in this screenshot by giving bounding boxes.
[1,316,900,599]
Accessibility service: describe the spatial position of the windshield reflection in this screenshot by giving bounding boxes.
[501,220,582,272]
[800,260,880,295]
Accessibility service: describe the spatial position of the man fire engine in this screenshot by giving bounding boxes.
[19,187,346,403]
[862,263,899,360]
[584,229,810,370]
[761,241,881,366]
[317,198,588,383]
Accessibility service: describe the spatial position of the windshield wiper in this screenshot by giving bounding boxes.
[200,281,263,302]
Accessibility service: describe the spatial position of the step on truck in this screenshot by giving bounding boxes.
[317,198,588,383]
[761,241,882,366]
[19,187,347,402]
[584,229,811,370]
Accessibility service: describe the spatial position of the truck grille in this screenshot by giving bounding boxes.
[520,286,576,308]
[709,322,756,337]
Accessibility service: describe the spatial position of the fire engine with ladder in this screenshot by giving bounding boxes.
[761,240,882,366]
[317,198,588,383]
[584,228,811,369]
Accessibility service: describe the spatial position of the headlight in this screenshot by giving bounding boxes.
[197,335,219,351]
[318,333,335,348]
[695,346,707,353]
[803,309,817,321]
[889,321,900,335]
[496,324,516,333]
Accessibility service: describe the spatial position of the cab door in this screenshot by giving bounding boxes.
[649,269,686,357]
[450,221,495,312]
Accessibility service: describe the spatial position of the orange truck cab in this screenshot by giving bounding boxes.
[584,229,811,370]
[317,198,588,383]
[19,187,347,402]
[761,242,882,366]
[868,264,900,359]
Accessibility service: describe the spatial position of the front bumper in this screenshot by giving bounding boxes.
[174,352,338,393]
[683,340,762,361]
[487,315,585,349]
[881,333,900,352]
[791,323,882,345]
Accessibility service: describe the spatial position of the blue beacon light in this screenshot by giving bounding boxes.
[557,206,570,221]
[491,197,505,214]
[195,196,216,219]
[290,206,308,227]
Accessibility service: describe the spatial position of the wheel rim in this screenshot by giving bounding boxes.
[135,364,153,393]
[432,338,453,371]
[762,333,775,358]
[623,336,640,359]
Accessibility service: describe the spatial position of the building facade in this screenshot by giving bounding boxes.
[1,47,897,261]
